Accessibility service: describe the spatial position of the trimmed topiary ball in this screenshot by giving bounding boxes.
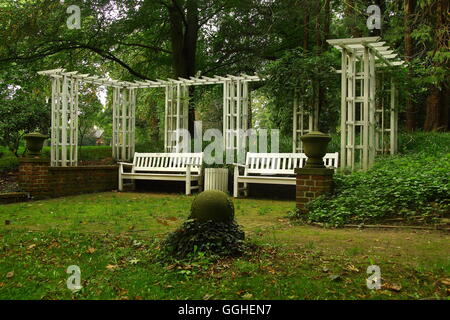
[189,190,235,223]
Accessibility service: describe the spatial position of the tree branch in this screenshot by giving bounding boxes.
[0,44,150,80]
[116,41,172,54]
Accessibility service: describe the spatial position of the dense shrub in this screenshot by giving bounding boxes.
[0,146,114,172]
[77,146,112,161]
[305,153,450,226]
[0,155,19,173]
[398,131,450,155]
[161,220,246,260]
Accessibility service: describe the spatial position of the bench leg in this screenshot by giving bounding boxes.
[199,176,204,192]
[185,178,191,195]
[233,167,239,198]
[118,170,123,191]
[243,182,248,197]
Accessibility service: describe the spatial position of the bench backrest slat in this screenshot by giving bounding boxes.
[245,152,338,175]
[132,153,203,173]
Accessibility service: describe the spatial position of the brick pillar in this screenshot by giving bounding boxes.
[18,158,50,199]
[295,168,334,213]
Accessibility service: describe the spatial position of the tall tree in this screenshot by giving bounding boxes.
[404,0,416,131]
[423,0,449,131]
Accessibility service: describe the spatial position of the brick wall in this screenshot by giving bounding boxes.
[49,166,118,197]
[0,192,28,205]
[18,158,118,199]
[18,158,50,199]
[295,168,334,213]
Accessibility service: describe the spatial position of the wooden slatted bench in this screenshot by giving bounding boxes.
[118,153,203,195]
[233,152,339,197]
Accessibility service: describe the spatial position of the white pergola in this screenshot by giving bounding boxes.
[131,74,260,153]
[38,68,138,166]
[326,36,404,171]
[38,37,403,170]
[37,68,260,166]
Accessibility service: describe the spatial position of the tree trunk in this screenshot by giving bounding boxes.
[344,0,361,37]
[424,0,449,131]
[168,0,199,136]
[324,0,331,44]
[314,0,330,131]
[424,86,443,131]
[404,0,416,131]
[303,11,309,51]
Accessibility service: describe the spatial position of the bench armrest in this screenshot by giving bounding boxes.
[117,162,133,167]
[118,162,133,174]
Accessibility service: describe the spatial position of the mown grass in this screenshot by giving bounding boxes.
[1,192,449,300]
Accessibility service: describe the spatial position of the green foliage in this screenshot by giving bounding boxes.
[0,146,113,172]
[0,65,51,156]
[305,152,450,226]
[78,146,113,161]
[160,220,246,260]
[261,48,340,134]
[398,131,450,155]
[189,190,235,223]
[0,154,19,173]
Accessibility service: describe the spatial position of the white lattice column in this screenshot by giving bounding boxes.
[223,79,249,155]
[292,89,318,153]
[50,74,79,167]
[368,49,377,167]
[164,83,189,152]
[223,79,234,150]
[346,50,356,170]
[390,78,398,154]
[112,87,136,161]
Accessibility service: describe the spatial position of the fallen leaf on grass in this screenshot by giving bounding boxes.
[106,264,118,270]
[346,264,360,272]
[6,271,14,279]
[86,247,96,254]
[48,241,60,249]
[129,258,140,265]
[156,218,169,226]
[27,244,36,249]
[439,278,450,286]
[203,294,213,300]
[383,283,402,292]
[242,293,253,299]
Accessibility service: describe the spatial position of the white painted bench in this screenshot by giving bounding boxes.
[118,153,203,195]
[233,152,339,197]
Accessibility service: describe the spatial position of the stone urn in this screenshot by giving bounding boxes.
[24,133,48,157]
[300,131,331,168]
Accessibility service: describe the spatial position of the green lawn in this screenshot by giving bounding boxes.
[0,192,449,300]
